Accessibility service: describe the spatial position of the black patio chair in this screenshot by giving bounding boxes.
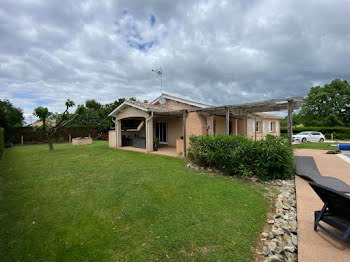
[309,182,350,241]
[295,156,350,193]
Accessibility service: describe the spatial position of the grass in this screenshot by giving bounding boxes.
[292,142,338,150]
[0,141,270,261]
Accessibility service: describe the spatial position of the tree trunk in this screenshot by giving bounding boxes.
[48,135,54,151]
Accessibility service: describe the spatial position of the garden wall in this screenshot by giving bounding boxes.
[4,127,108,144]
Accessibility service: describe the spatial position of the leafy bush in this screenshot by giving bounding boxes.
[187,134,295,180]
[281,126,350,140]
[0,127,4,158]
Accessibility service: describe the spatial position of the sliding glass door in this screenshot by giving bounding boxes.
[155,121,168,144]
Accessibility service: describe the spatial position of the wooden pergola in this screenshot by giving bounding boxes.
[156,96,303,156]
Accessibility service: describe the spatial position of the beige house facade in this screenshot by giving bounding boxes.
[108,93,284,157]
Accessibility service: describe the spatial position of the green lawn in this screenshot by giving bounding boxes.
[0,142,270,261]
[292,142,338,150]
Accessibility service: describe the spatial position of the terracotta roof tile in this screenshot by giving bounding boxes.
[126,100,170,111]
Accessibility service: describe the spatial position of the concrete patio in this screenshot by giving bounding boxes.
[118,145,180,158]
[294,149,350,261]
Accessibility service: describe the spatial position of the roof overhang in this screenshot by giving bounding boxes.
[108,101,150,117]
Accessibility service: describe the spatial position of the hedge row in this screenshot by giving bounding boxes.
[0,127,4,158]
[4,127,105,144]
[187,134,295,180]
[281,126,350,140]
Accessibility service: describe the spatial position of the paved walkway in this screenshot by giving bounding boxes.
[119,146,180,158]
[294,149,350,261]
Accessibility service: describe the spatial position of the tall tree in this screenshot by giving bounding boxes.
[33,99,83,150]
[299,79,350,126]
[280,113,302,127]
[70,98,134,132]
[0,99,24,128]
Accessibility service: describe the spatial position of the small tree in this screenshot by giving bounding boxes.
[33,99,83,150]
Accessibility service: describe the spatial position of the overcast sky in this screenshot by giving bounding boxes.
[1,0,350,123]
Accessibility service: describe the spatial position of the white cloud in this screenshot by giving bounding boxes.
[1,0,350,123]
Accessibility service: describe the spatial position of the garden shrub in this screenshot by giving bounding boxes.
[0,127,4,158]
[187,134,295,180]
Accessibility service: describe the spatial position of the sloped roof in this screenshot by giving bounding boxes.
[126,100,170,111]
[151,93,213,108]
[109,93,302,118]
[108,99,170,116]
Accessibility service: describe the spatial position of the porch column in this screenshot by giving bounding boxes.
[235,118,238,135]
[116,119,121,148]
[183,110,188,157]
[207,115,214,135]
[146,116,154,153]
[226,108,230,135]
[287,99,293,145]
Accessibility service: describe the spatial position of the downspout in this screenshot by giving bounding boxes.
[146,111,154,153]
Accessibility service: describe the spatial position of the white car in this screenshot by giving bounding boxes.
[292,131,325,143]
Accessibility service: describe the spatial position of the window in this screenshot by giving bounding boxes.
[311,132,320,135]
[256,121,260,132]
[268,121,274,132]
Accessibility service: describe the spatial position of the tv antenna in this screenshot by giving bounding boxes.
[152,67,163,94]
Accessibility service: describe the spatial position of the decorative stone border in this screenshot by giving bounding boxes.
[260,180,298,262]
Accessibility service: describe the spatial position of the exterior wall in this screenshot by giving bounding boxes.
[246,118,281,140]
[109,130,116,148]
[167,118,183,147]
[115,107,149,121]
[185,112,206,147]
[153,116,183,147]
[211,116,246,135]
[213,116,226,134]
[154,99,199,110]
[176,139,184,155]
[237,118,246,135]
[206,115,214,135]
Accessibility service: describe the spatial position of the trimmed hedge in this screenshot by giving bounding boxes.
[0,127,4,158]
[281,126,350,140]
[188,134,295,180]
[4,127,105,144]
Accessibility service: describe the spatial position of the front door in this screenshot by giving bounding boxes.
[155,121,168,144]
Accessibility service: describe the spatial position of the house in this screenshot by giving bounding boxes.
[31,119,56,127]
[108,93,285,157]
